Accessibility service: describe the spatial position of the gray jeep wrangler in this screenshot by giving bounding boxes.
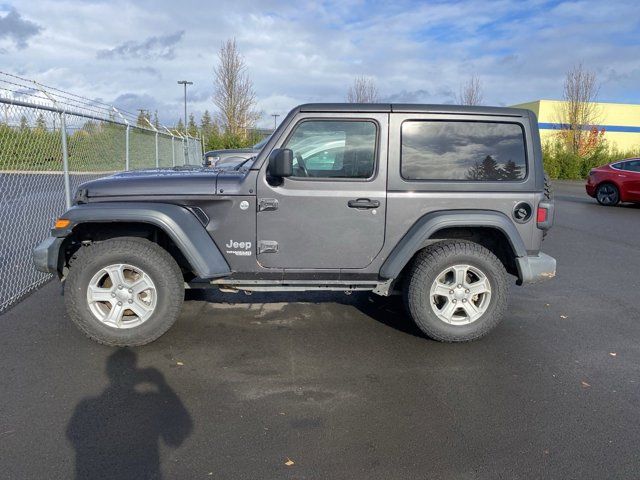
[34,103,556,346]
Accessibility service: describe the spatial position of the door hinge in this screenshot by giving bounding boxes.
[258,198,279,211]
[257,240,279,254]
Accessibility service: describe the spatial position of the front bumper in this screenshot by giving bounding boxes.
[516,252,556,284]
[33,236,64,274]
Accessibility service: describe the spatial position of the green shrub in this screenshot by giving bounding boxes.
[204,129,263,151]
[542,139,640,180]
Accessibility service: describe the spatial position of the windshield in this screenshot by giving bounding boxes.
[252,136,270,151]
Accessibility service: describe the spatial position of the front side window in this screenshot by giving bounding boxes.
[401,121,527,181]
[283,120,377,179]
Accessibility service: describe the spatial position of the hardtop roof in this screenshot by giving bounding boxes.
[297,103,529,117]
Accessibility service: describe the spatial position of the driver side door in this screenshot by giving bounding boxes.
[256,113,388,270]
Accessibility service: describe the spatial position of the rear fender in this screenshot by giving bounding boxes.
[379,210,527,279]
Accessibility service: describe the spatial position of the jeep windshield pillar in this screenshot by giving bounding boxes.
[33,103,556,346]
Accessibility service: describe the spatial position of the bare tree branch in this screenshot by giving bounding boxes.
[346,76,379,103]
[555,63,601,154]
[213,38,260,137]
[457,75,484,106]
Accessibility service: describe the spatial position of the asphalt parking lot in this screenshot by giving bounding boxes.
[1,181,639,479]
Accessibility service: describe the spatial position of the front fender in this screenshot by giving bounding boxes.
[379,209,527,280]
[52,202,230,279]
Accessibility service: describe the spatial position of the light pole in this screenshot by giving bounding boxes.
[177,80,193,135]
[271,113,280,131]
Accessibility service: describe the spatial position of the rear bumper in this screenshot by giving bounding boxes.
[33,236,64,274]
[516,252,556,284]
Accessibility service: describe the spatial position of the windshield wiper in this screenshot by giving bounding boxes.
[234,156,256,171]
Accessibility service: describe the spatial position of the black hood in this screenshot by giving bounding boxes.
[76,167,224,200]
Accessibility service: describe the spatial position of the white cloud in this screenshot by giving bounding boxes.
[2,0,639,129]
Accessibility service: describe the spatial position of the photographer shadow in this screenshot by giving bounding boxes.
[66,349,193,480]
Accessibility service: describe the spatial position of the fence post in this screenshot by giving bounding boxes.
[163,127,176,167]
[154,132,159,168]
[60,112,72,209]
[171,136,175,166]
[112,108,130,171]
[125,124,130,171]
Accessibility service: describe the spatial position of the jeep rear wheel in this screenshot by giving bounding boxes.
[404,240,508,342]
[65,238,184,346]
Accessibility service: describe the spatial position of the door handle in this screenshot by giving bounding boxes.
[348,198,380,209]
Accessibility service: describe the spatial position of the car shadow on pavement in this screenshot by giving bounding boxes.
[185,288,426,339]
[66,349,193,480]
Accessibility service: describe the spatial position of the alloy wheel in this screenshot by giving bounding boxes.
[86,263,157,329]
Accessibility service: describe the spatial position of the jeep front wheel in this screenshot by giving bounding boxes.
[404,240,508,342]
[65,238,184,346]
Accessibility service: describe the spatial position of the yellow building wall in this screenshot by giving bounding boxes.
[512,100,640,152]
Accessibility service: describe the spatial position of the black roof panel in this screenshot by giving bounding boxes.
[296,103,528,117]
[299,103,391,113]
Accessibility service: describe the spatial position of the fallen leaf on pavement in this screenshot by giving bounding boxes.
[176,361,184,366]
[284,458,295,466]
[581,381,591,388]
[609,352,617,357]
[560,315,568,319]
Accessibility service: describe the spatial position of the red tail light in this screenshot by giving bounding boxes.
[537,207,548,223]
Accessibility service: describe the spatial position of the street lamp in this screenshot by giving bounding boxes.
[271,113,280,131]
[177,80,193,136]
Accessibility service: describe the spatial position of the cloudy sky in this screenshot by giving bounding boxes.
[1,0,639,128]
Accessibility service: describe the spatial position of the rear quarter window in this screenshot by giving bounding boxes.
[401,121,527,181]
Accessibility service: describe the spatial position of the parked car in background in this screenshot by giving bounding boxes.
[203,136,270,169]
[586,159,640,206]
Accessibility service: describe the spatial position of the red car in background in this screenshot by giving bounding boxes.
[586,159,640,206]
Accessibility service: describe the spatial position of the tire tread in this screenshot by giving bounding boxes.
[65,237,184,346]
[405,240,508,342]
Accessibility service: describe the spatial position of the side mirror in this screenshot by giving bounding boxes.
[268,148,293,178]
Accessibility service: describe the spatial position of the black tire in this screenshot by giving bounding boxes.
[65,237,184,346]
[404,240,508,342]
[596,183,620,206]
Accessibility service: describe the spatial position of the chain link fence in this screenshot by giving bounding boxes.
[0,72,203,313]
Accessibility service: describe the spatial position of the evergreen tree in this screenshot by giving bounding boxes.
[465,161,484,180]
[176,118,185,133]
[466,155,501,180]
[153,110,160,129]
[501,160,523,180]
[35,113,47,131]
[201,110,212,131]
[480,155,500,180]
[188,113,198,136]
[136,110,150,128]
[19,115,28,131]
[81,120,99,134]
